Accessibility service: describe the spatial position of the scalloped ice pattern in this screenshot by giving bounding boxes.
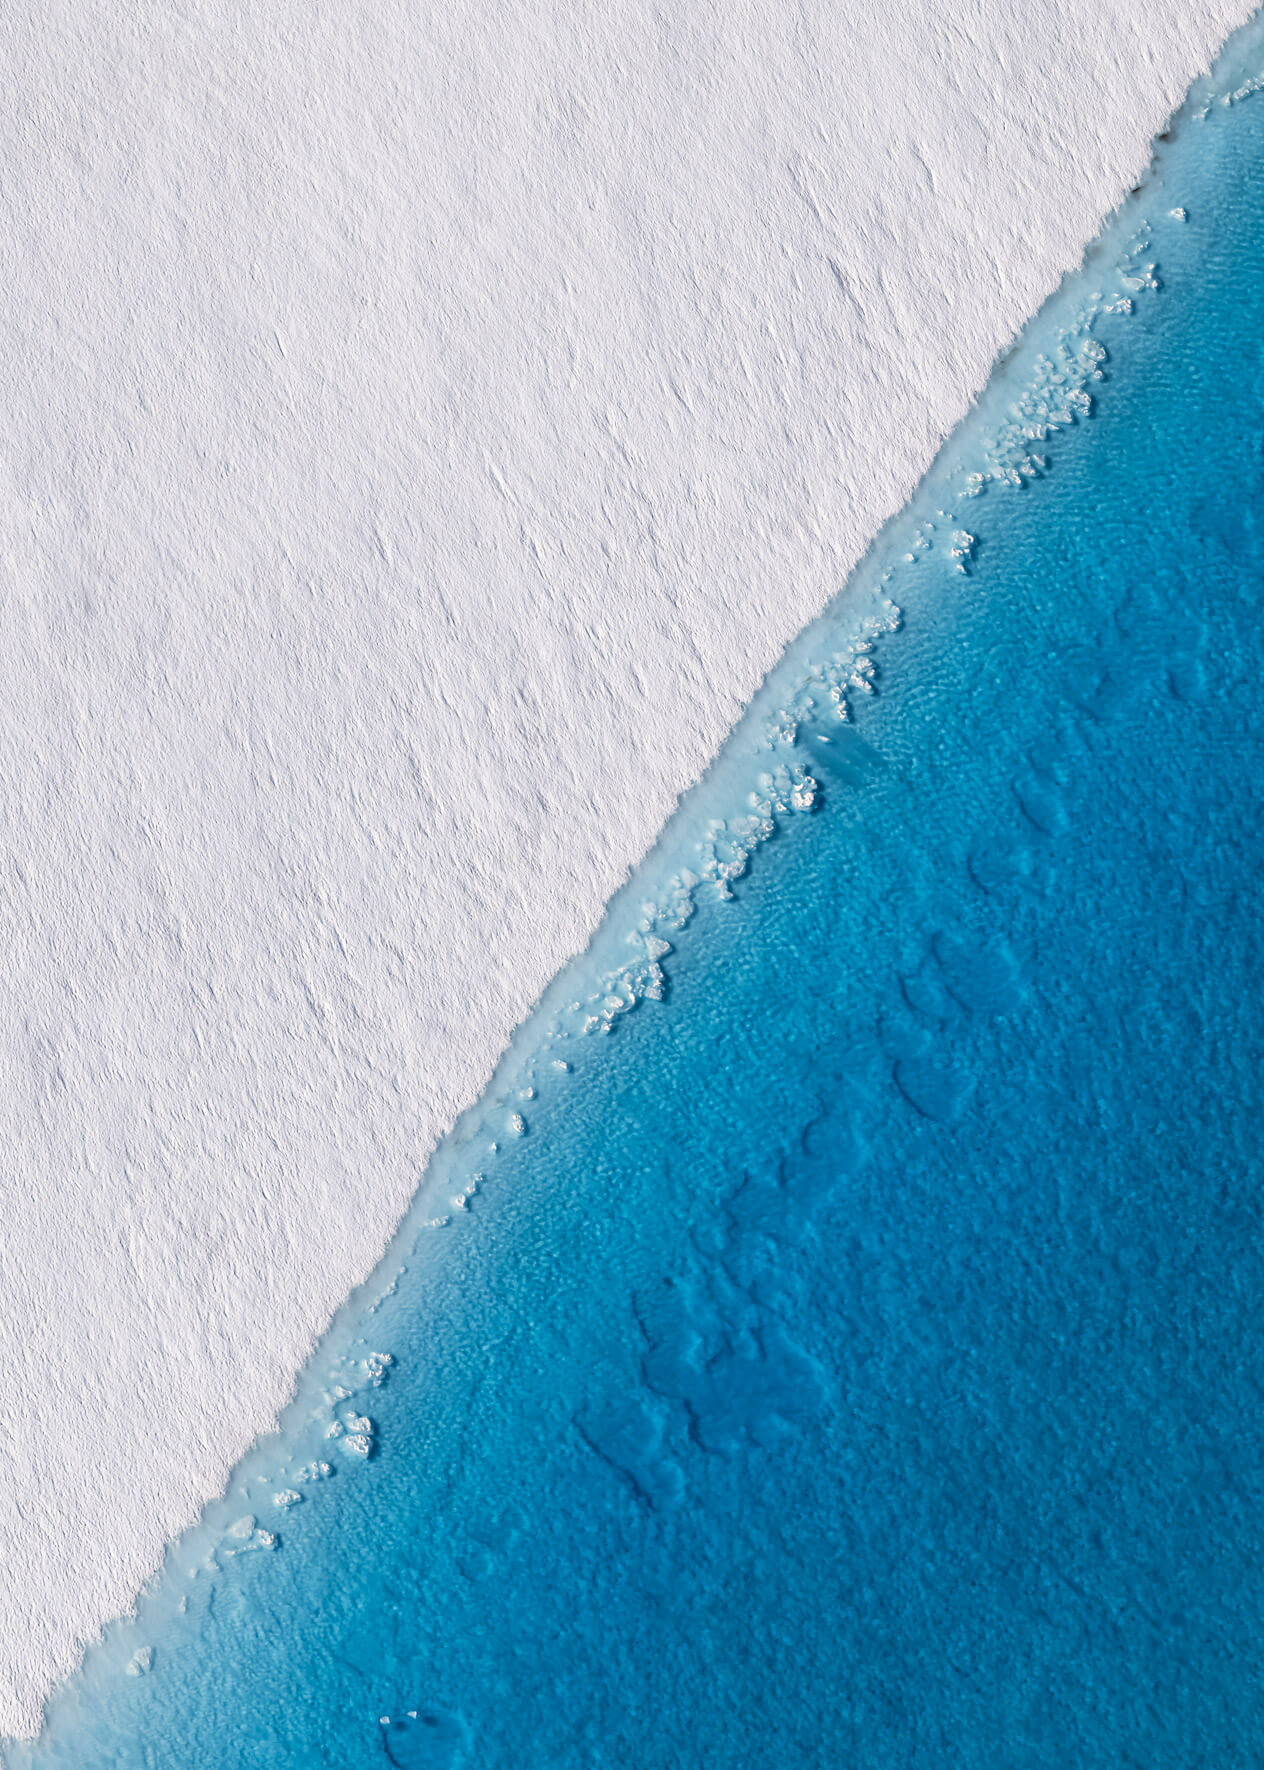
[11,17,1264,1770]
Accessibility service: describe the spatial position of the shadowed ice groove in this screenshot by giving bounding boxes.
[10,10,1264,1766]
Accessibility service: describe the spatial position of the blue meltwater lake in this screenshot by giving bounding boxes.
[12,21,1264,1770]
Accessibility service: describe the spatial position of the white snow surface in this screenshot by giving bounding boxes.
[0,0,1251,1737]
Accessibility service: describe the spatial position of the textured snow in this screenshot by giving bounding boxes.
[0,0,1251,1738]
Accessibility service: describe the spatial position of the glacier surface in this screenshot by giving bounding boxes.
[0,0,1252,1735]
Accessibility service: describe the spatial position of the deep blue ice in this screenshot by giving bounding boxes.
[11,24,1264,1770]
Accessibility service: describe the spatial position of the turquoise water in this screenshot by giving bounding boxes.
[13,23,1264,1769]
